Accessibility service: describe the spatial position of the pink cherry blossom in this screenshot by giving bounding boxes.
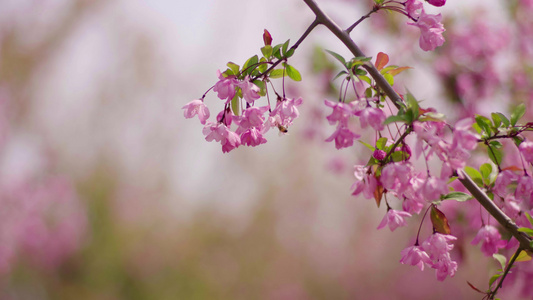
[240,128,267,147]
[432,253,458,281]
[203,122,227,143]
[352,165,379,200]
[213,70,239,101]
[380,162,413,194]
[357,106,386,131]
[404,0,423,18]
[422,233,456,259]
[494,170,518,196]
[182,99,210,125]
[421,176,449,202]
[452,118,479,151]
[234,106,269,134]
[324,100,355,126]
[471,225,507,256]
[515,175,533,203]
[221,129,241,153]
[400,245,432,271]
[408,11,445,51]
[203,122,241,153]
[519,140,533,164]
[377,209,412,231]
[239,77,261,104]
[271,97,303,127]
[325,125,360,149]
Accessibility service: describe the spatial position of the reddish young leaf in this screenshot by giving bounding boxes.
[375,52,389,71]
[466,281,486,294]
[387,66,412,76]
[431,205,451,234]
[374,182,384,207]
[502,165,523,172]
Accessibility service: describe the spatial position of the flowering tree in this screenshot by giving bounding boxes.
[183,0,533,298]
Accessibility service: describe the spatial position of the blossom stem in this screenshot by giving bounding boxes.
[489,246,523,299]
[346,5,380,33]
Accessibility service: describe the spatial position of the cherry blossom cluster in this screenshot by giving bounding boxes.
[400,233,458,281]
[183,31,305,153]
[184,73,303,153]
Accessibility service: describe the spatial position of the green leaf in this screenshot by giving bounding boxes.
[261,45,273,59]
[285,64,302,81]
[231,93,240,116]
[495,112,510,127]
[365,87,373,98]
[475,115,493,136]
[525,212,533,227]
[359,140,376,151]
[355,69,367,76]
[227,62,240,75]
[254,80,266,96]
[464,166,483,186]
[376,137,388,150]
[430,205,451,235]
[269,69,286,79]
[491,112,502,128]
[359,75,372,85]
[493,253,507,270]
[516,250,532,262]
[333,70,348,81]
[489,273,502,288]
[384,115,407,125]
[324,49,346,65]
[517,227,533,237]
[243,55,259,75]
[258,57,268,73]
[511,103,526,126]
[384,73,394,86]
[405,91,419,121]
[272,44,283,59]
[441,191,472,202]
[282,39,290,56]
[391,151,408,162]
[489,140,503,148]
[285,48,295,58]
[479,163,493,183]
[488,147,503,166]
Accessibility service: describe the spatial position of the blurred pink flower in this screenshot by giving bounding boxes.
[408,11,445,51]
[325,125,360,149]
[400,245,431,271]
[519,140,533,164]
[471,225,507,256]
[377,209,412,231]
[357,106,386,131]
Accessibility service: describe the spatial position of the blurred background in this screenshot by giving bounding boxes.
[0,0,530,299]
